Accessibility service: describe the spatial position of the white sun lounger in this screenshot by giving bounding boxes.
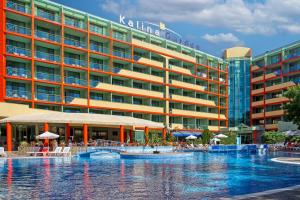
[26,147,41,156]
[48,147,62,156]
[0,147,7,157]
[60,147,71,157]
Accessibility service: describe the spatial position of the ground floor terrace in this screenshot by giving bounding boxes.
[0,112,169,151]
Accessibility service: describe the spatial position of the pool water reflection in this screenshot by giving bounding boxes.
[1,152,300,199]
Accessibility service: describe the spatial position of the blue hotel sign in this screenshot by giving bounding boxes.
[119,15,200,50]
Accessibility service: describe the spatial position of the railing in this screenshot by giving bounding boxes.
[35,51,60,62]
[209,76,218,81]
[90,63,109,71]
[89,25,107,35]
[6,66,31,78]
[36,92,61,102]
[197,72,207,78]
[6,23,31,35]
[64,57,86,67]
[6,1,30,14]
[90,80,101,87]
[288,65,300,73]
[90,44,109,54]
[210,88,219,93]
[64,18,84,29]
[6,89,31,99]
[112,33,128,42]
[113,50,131,59]
[64,37,86,48]
[64,77,87,86]
[36,9,60,22]
[285,52,300,60]
[112,67,121,73]
[35,72,61,82]
[35,30,61,43]
[64,95,84,103]
[6,45,31,57]
[95,139,122,147]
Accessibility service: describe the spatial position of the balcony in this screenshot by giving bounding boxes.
[6,23,31,35]
[208,126,219,131]
[35,30,61,43]
[6,1,30,14]
[36,72,61,82]
[251,88,264,95]
[6,45,31,57]
[265,81,296,92]
[35,51,60,62]
[64,37,86,49]
[265,70,281,79]
[36,9,60,23]
[90,25,107,36]
[171,94,217,106]
[132,39,196,63]
[285,52,300,60]
[64,19,84,29]
[112,68,163,83]
[170,80,206,91]
[169,64,193,75]
[113,50,131,59]
[265,110,284,117]
[64,77,87,86]
[91,82,164,99]
[36,92,61,102]
[6,89,31,99]
[90,63,109,71]
[6,66,31,78]
[265,96,288,104]
[251,75,264,83]
[197,72,208,78]
[90,44,109,54]
[171,109,224,119]
[134,56,164,68]
[288,65,300,73]
[252,100,264,107]
[265,124,278,130]
[64,57,86,67]
[89,100,164,113]
[252,113,264,119]
[65,96,87,105]
[112,33,129,42]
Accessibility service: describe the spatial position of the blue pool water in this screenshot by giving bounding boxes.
[0,152,300,199]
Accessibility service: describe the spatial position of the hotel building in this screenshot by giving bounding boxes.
[251,41,300,131]
[0,0,228,146]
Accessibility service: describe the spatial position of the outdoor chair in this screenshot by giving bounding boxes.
[59,147,71,157]
[26,147,41,156]
[0,147,7,157]
[48,147,62,156]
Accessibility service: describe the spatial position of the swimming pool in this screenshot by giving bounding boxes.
[0,152,300,199]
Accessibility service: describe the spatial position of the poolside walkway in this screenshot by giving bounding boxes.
[223,185,300,200]
[271,157,300,165]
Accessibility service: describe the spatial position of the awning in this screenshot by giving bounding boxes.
[172,131,202,137]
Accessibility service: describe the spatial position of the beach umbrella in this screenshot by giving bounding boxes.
[36,131,59,149]
[215,134,228,138]
[211,138,221,145]
[186,135,197,140]
[283,130,295,136]
[36,131,59,140]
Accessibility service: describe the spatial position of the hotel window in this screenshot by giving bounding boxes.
[37,7,55,21]
[151,100,160,107]
[133,82,143,89]
[133,113,143,119]
[112,95,124,103]
[112,112,124,116]
[90,92,103,100]
[133,98,142,105]
[37,85,54,95]
[90,24,105,35]
[112,79,124,86]
[152,115,161,122]
[151,85,160,92]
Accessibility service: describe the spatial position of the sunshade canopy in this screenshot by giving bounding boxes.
[173,131,202,137]
[215,134,228,138]
[36,131,59,140]
[186,135,197,140]
[0,113,164,128]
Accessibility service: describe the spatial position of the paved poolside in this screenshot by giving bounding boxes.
[271,157,300,165]
[223,185,300,200]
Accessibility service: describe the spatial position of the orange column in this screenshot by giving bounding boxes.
[119,125,124,144]
[66,123,70,142]
[83,124,88,146]
[6,122,12,152]
[129,129,133,143]
[144,127,149,145]
[44,122,49,145]
[162,128,167,144]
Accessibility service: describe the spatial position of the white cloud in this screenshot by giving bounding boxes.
[100,0,300,35]
[202,33,241,44]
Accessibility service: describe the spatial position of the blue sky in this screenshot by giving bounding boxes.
[52,0,300,57]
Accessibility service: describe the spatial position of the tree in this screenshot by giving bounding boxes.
[202,129,213,145]
[284,85,300,128]
[263,131,285,144]
[221,131,237,145]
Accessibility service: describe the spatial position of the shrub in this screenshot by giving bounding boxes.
[263,131,285,144]
[202,129,213,145]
